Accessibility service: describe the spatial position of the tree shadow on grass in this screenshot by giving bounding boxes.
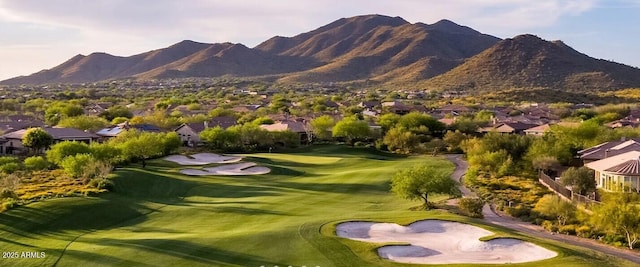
[265,180,391,195]
[246,157,317,172]
[71,237,280,267]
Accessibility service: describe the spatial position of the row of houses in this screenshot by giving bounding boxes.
[0,115,314,155]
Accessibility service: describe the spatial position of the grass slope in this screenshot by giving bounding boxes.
[0,146,634,267]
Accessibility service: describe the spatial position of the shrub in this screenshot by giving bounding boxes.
[0,198,18,212]
[24,156,49,171]
[576,225,593,238]
[559,224,577,235]
[60,154,96,178]
[0,188,18,199]
[0,156,17,165]
[459,198,484,218]
[505,204,531,219]
[87,178,114,191]
[0,163,20,174]
[541,220,558,232]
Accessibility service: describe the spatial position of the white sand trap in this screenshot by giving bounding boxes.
[180,162,271,176]
[336,220,557,264]
[164,153,242,165]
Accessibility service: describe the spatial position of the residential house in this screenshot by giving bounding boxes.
[382,101,412,115]
[523,124,551,136]
[84,102,112,116]
[585,150,640,192]
[358,101,381,110]
[478,122,540,135]
[436,104,473,116]
[578,138,640,164]
[96,121,162,139]
[173,117,237,146]
[606,119,640,129]
[232,104,262,113]
[260,120,309,144]
[0,127,99,155]
[0,120,45,134]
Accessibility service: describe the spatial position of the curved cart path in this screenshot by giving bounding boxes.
[445,154,640,264]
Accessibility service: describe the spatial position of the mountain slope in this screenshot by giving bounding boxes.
[425,34,640,91]
[135,43,321,79]
[1,40,211,85]
[3,15,639,92]
[274,17,500,83]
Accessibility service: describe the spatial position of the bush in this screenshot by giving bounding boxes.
[24,156,49,171]
[541,220,558,232]
[0,198,18,212]
[0,163,20,174]
[0,156,17,165]
[505,204,531,219]
[576,225,594,238]
[559,224,577,235]
[87,178,114,191]
[60,154,96,178]
[0,188,18,199]
[459,197,484,218]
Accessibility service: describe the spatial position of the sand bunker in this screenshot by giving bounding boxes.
[164,153,242,165]
[336,220,556,264]
[180,162,271,176]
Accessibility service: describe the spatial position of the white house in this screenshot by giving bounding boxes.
[585,150,640,192]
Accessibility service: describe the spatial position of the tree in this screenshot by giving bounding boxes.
[45,102,84,125]
[560,167,596,195]
[382,126,419,154]
[60,153,97,179]
[533,194,576,226]
[443,130,468,152]
[22,128,53,154]
[332,117,371,146]
[531,155,560,174]
[397,112,446,138]
[200,126,239,150]
[391,164,459,208]
[46,141,91,166]
[23,156,49,171]
[591,193,640,249]
[57,115,109,131]
[376,113,401,133]
[310,115,335,141]
[119,132,167,167]
[161,132,181,155]
[89,143,122,165]
[99,105,133,121]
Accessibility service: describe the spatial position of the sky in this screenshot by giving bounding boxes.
[0,0,638,81]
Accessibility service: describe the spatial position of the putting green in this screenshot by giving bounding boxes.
[0,146,634,267]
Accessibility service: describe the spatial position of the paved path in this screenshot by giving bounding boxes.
[445,154,640,264]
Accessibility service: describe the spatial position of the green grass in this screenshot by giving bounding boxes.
[0,145,634,267]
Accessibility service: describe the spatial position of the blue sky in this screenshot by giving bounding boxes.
[0,0,638,81]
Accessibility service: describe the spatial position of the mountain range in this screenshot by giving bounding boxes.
[3,14,640,92]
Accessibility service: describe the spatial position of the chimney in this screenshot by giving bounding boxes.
[621,136,627,141]
[605,149,610,158]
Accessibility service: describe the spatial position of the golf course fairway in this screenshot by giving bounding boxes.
[0,146,634,267]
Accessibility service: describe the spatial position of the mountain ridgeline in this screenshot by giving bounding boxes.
[3,14,640,92]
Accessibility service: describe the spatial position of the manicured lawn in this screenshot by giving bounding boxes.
[0,145,634,267]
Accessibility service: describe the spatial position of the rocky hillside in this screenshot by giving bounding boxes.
[3,14,640,92]
[1,15,499,86]
[425,34,640,91]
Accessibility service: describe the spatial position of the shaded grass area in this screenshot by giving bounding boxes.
[0,145,634,267]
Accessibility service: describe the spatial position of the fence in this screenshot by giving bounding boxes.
[539,172,601,207]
